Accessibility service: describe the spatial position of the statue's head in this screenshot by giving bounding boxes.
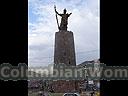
[63,8,67,14]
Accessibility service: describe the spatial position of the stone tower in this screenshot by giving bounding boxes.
[54,30,76,66]
[53,30,77,93]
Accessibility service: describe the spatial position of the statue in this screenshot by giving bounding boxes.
[54,5,72,31]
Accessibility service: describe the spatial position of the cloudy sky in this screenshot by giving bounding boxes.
[28,0,100,67]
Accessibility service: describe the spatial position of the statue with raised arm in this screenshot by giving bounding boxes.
[54,5,72,31]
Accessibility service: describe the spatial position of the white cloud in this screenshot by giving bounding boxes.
[28,0,100,67]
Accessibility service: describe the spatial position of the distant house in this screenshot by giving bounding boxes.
[77,59,100,91]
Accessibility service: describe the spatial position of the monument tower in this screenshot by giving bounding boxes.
[53,6,77,93]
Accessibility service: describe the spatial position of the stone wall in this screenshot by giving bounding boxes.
[52,80,78,93]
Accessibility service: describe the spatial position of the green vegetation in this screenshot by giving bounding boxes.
[28,91,38,96]
[49,93,63,96]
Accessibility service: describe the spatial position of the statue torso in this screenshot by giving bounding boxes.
[61,14,69,24]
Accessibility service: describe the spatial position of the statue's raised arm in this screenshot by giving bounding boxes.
[54,5,62,16]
